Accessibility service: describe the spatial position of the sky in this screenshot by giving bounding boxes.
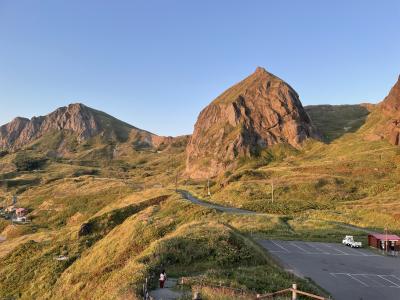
[0,1,399,136]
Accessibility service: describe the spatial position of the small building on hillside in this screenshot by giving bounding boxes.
[368,233,400,251]
[15,208,28,217]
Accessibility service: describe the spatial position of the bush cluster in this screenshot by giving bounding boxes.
[13,153,47,171]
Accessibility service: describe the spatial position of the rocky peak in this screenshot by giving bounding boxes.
[0,103,134,151]
[43,103,102,140]
[380,75,400,116]
[185,67,320,179]
[378,75,400,145]
[254,66,269,75]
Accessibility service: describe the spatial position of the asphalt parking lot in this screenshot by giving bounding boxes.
[258,239,400,300]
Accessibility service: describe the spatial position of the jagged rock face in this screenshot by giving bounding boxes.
[379,76,400,145]
[186,67,320,178]
[0,103,105,150]
[381,76,400,116]
[0,103,162,151]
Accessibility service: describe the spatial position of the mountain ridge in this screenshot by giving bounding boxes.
[0,103,165,152]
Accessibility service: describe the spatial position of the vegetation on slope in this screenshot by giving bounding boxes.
[189,108,400,233]
[1,102,399,300]
[0,194,323,300]
[305,104,371,142]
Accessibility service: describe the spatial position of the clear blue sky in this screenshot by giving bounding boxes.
[0,1,399,136]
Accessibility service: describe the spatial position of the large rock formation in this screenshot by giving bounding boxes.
[0,103,162,151]
[378,76,400,145]
[186,67,320,178]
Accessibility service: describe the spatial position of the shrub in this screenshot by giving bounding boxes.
[73,169,99,177]
[13,153,47,171]
[0,150,9,158]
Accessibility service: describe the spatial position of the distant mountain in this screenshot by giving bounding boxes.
[186,67,320,179]
[0,103,164,152]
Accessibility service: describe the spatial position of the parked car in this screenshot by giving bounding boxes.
[342,235,362,248]
[12,216,29,224]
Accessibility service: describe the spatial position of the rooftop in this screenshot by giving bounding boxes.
[369,233,400,240]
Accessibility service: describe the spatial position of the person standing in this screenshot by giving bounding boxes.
[159,270,167,288]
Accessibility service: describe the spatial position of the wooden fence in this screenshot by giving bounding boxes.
[256,283,327,300]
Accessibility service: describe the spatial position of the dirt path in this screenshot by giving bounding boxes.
[148,278,184,300]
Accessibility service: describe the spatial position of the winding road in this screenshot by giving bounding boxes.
[178,190,260,215]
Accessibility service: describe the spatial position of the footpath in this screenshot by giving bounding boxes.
[148,278,185,300]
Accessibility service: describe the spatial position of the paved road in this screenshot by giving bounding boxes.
[179,190,259,215]
[259,240,400,300]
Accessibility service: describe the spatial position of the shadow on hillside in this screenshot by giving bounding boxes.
[305,104,370,143]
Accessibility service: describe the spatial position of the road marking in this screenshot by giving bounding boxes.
[341,245,369,256]
[378,275,400,288]
[323,244,349,255]
[331,273,400,288]
[390,275,400,282]
[347,274,369,287]
[360,274,385,287]
[306,243,330,254]
[331,273,369,286]
[270,240,290,253]
[290,242,314,254]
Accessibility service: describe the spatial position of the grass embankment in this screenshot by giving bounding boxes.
[0,194,170,300]
[0,193,324,300]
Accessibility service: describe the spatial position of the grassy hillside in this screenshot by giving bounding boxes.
[0,192,323,299]
[188,107,400,233]
[305,104,371,142]
[1,103,399,299]
[0,132,325,300]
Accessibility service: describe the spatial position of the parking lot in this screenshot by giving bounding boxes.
[258,239,400,300]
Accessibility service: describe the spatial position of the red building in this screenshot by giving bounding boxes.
[15,208,27,217]
[368,233,400,251]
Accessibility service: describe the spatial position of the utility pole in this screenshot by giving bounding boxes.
[207,176,211,197]
[271,181,274,203]
[175,171,179,192]
[385,227,388,254]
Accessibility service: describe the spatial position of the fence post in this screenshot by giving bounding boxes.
[292,283,297,300]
